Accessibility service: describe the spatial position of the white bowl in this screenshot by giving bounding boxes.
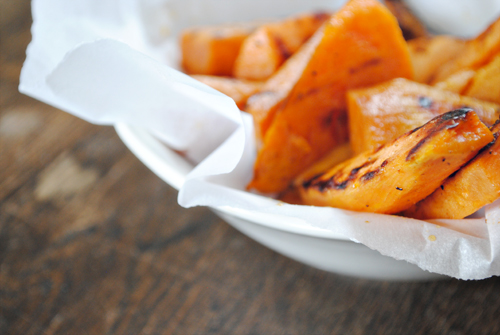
[115,123,445,281]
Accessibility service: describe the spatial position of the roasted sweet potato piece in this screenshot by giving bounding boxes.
[191,75,264,110]
[180,21,262,76]
[464,54,500,105]
[247,0,414,193]
[432,16,500,83]
[294,143,353,185]
[383,0,428,40]
[408,35,466,84]
[278,143,353,205]
[233,12,330,81]
[404,121,500,219]
[299,109,494,214]
[347,78,500,154]
[246,29,324,146]
[233,28,284,82]
[433,69,476,94]
[283,143,352,205]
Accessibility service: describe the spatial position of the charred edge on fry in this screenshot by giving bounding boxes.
[304,109,476,193]
[361,170,379,181]
[274,36,292,59]
[491,118,500,130]
[301,173,323,189]
[406,108,472,161]
[303,158,389,192]
[304,178,348,192]
[372,143,386,153]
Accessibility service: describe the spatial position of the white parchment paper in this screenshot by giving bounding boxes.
[20,0,500,279]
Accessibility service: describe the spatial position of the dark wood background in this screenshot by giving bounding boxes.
[2,1,500,334]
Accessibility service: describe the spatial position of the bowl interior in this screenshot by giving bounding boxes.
[114,123,350,241]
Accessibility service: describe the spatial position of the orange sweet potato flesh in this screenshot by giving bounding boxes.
[233,28,284,82]
[464,54,500,105]
[433,69,476,94]
[191,75,264,110]
[432,16,500,84]
[404,121,500,219]
[294,143,353,186]
[180,21,262,76]
[299,109,494,214]
[245,28,323,147]
[407,35,466,84]
[279,143,353,205]
[347,78,500,155]
[247,0,414,193]
[233,12,330,81]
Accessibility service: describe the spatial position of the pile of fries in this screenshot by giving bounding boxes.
[179,0,500,220]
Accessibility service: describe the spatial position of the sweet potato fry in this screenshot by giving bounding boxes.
[404,121,500,219]
[347,78,500,154]
[280,144,353,206]
[245,29,324,147]
[191,75,264,110]
[233,12,330,81]
[408,35,466,84]
[433,69,476,94]
[432,16,500,83]
[294,143,353,186]
[180,21,262,76]
[464,54,500,104]
[299,109,494,214]
[247,0,414,193]
[233,28,284,82]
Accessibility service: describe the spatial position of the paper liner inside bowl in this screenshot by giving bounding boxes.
[20,0,500,279]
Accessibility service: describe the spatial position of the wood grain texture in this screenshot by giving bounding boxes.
[2,1,500,334]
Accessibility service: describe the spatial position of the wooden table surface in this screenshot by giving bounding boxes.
[2,1,500,334]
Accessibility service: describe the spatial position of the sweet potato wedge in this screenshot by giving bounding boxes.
[432,16,500,83]
[247,0,414,193]
[180,21,262,76]
[383,0,428,40]
[233,28,284,82]
[245,29,324,147]
[233,12,330,81]
[347,78,500,154]
[299,109,494,214]
[277,144,352,205]
[191,75,264,110]
[404,120,500,219]
[408,35,466,84]
[464,54,500,105]
[294,143,353,186]
[433,69,476,94]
